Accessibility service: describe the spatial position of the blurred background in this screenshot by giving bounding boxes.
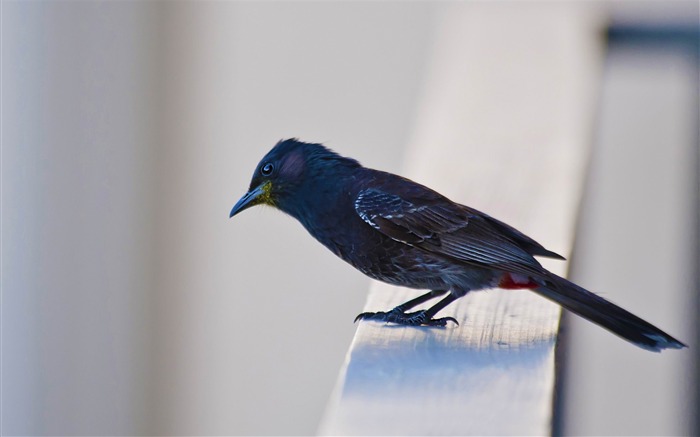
[2,1,697,435]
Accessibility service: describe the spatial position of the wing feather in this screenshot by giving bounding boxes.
[354,188,547,276]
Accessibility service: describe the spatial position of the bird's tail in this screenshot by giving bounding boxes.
[534,273,686,352]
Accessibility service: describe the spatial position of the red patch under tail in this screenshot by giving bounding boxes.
[498,272,539,290]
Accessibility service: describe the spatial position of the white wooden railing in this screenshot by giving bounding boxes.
[319,10,698,435]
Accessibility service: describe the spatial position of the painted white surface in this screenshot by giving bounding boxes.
[155,3,436,435]
[321,4,604,435]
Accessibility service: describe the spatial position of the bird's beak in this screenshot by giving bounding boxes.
[229,183,267,218]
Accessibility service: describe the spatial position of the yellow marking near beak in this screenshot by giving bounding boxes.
[258,180,275,206]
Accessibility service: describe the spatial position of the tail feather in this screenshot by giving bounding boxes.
[534,274,686,352]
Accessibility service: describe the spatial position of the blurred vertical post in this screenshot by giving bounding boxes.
[2,2,158,434]
[559,11,699,435]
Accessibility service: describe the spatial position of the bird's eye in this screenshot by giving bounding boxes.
[261,163,274,176]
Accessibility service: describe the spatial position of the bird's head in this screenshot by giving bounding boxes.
[229,138,360,218]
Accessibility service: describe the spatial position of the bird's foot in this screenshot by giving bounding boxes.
[354,308,458,327]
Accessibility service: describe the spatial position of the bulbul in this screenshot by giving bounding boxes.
[229,138,686,352]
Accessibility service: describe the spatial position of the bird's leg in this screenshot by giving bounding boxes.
[354,290,459,327]
[420,294,459,325]
[389,289,450,313]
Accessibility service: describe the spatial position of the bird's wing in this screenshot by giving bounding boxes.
[354,188,545,275]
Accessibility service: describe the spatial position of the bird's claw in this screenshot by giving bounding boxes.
[354,311,388,323]
[425,316,459,327]
[354,309,459,327]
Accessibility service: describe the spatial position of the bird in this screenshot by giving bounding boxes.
[229,138,687,352]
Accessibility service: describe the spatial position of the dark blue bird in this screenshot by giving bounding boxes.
[230,138,686,352]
